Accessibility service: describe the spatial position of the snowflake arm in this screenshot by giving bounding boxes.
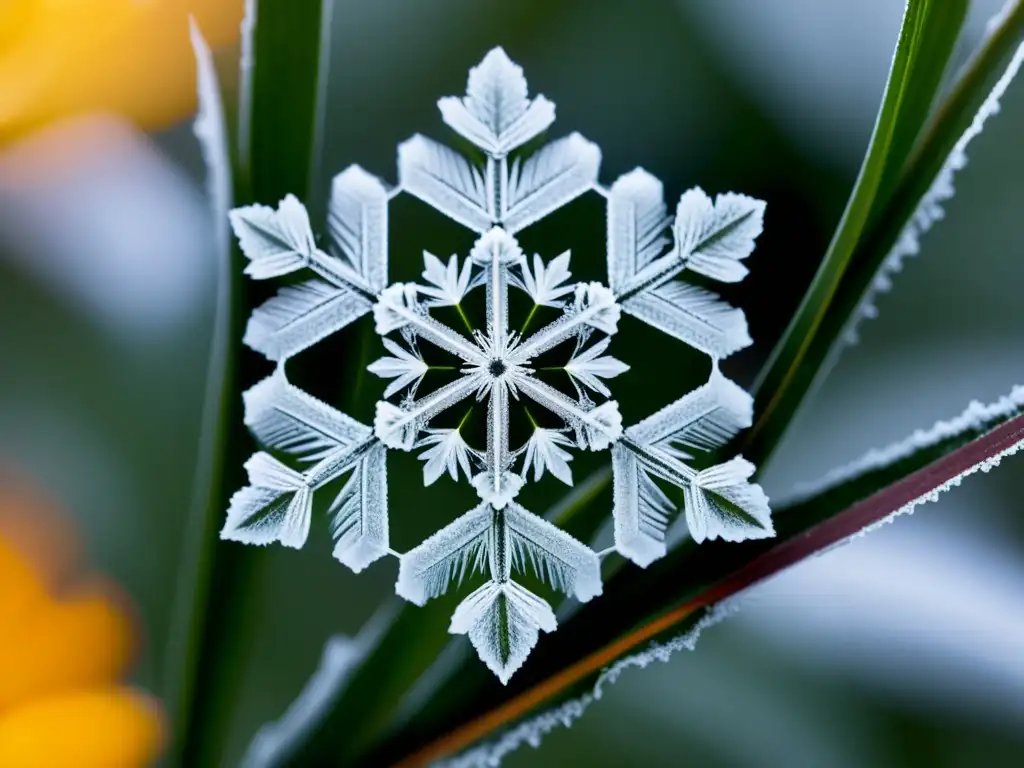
[607,171,763,361]
[508,283,621,364]
[505,503,601,601]
[398,135,493,232]
[684,457,773,545]
[621,281,751,359]
[326,165,389,294]
[375,373,487,450]
[329,441,390,572]
[513,374,622,451]
[244,369,373,462]
[626,369,753,459]
[512,251,574,308]
[374,284,489,366]
[449,579,556,685]
[244,279,373,362]
[222,452,313,549]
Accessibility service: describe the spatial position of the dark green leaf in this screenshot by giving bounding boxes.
[176,3,335,766]
[163,21,235,764]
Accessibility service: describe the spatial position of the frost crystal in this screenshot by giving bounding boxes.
[222,47,772,683]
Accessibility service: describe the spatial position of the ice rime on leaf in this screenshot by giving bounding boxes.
[223,46,770,684]
[830,39,1024,357]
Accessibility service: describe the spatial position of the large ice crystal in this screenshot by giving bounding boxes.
[222,47,773,683]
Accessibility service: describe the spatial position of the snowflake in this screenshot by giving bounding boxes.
[222,48,774,684]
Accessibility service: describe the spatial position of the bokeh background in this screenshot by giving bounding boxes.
[2,0,1023,765]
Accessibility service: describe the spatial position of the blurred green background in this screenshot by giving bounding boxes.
[2,1,1023,765]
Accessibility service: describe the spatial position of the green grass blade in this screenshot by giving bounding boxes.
[798,3,1024,390]
[240,0,335,208]
[385,388,1024,766]
[176,2,335,765]
[163,20,235,764]
[745,0,967,463]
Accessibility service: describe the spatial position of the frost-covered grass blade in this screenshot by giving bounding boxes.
[389,386,1024,767]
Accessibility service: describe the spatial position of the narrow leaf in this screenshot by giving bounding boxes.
[163,20,235,760]
[823,19,1024,367]
[180,2,337,764]
[747,0,969,462]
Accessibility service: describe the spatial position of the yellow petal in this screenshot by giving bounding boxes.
[0,579,134,711]
[0,688,165,767]
[0,539,47,628]
[0,469,80,623]
[0,0,244,140]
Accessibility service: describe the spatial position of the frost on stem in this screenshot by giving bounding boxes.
[221,47,771,682]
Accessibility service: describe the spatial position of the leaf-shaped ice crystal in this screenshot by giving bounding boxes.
[449,580,557,685]
[223,47,770,684]
[438,47,556,156]
[674,188,765,283]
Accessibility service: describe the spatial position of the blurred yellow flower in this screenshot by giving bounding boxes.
[0,0,243,141]
[0,470,164,767]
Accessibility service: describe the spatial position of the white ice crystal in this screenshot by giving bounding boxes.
[221,47,773,683]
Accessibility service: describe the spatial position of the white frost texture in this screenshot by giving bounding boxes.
[221,48,773,683]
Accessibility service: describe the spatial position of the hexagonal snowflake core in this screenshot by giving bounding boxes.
[223,47,774,683]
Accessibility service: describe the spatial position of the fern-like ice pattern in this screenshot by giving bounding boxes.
[222,48,773,683]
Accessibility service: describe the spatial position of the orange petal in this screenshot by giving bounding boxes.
[0,578,135,711]
[0,688,165,767]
